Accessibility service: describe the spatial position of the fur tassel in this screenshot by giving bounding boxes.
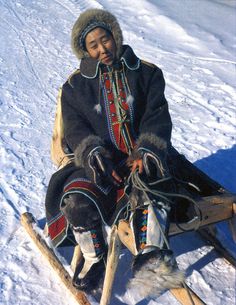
[127,94,134,106]
[94,103,102,114]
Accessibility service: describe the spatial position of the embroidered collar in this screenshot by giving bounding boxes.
[80,45,140,79]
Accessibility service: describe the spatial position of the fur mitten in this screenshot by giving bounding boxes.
[74,135,119,186]
[74,135,109,168]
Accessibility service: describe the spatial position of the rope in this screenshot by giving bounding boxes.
[127,170,203,232]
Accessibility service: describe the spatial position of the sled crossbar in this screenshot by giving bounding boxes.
[169,193,236,236]
[117,194,236,243]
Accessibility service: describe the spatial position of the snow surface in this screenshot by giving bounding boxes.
[0,0,235,304]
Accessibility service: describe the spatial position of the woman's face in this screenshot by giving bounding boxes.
[85,27,117,65]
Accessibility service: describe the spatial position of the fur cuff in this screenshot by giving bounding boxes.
[74,135,111,168]
[128,133,167,165]
[137,133,167,152]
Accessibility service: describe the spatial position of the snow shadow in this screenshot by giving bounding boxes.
[109,249,134,304]
[194,144,236,256]
[135,299,151,305]
[171,145,236,275]
[194,144,236,193]
[170,231,218,276]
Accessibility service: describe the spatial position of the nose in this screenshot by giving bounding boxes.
[98,43,107,54]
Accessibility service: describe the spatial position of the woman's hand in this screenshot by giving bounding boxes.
[131,159,144,174]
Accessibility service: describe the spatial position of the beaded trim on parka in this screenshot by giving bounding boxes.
[100,65,136,154]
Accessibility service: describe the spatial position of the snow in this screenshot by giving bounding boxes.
[0,0,235,304]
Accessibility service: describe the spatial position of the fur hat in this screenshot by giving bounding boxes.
[71,9,123,60]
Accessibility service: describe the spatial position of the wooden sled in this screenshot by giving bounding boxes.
[21,212,205,305]
[24,96,234,304]
[21,152,236,305]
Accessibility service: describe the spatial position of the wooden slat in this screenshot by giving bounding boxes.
[229,202,236,242]
[100,225,122,305]
[71,245,83,273]
[21,212,91,305]
[117,220,137,254]
[169,194,235,236]
[171,286,206,305]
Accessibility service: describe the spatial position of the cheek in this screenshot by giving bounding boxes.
[88,49,99,59]
[110,41,117,54]
[110,43,115,51]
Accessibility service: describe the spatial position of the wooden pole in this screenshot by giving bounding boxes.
[71,245,83,273]
[21,212,91,305]
[171,287,205,305]
[100,225,121,305]
[228,202,236,242]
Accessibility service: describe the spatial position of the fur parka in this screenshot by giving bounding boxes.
[60,45,172,165]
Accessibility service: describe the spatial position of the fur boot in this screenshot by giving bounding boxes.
[128,247,185,298]
[72,227,107,291]
[60,191,107,290]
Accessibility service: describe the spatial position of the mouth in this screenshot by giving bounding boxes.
[101,55,113,64]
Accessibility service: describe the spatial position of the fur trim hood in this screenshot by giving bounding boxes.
[71,9,123,60]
